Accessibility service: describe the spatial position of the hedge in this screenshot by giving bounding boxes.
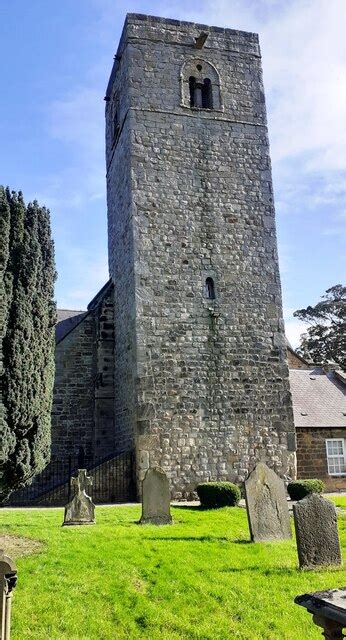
[196,482,241,508]
[287,479,324,501]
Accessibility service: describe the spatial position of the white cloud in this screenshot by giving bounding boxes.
[283,308,307,348]
[173,0,346,205]
[261,0,346,172]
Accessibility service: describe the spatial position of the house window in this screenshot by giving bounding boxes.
[205,277,215,300]
[326,439,346,475]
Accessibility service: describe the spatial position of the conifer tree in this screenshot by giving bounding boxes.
[0,188,56,501]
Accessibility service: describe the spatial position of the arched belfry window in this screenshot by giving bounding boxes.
[181,59,222,110]
[189,77,213,109]
[205,277,215,300]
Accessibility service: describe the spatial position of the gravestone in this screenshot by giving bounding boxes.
[244,462,291,542]
[63,469,95,526]
[293,494,342,568]
[0,550,17,640]
[140,467,172,525]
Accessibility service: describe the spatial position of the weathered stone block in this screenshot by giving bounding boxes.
[244,462,291,542]
[140,467,172,525]
[293,494,342,568]
[63,470,95,526]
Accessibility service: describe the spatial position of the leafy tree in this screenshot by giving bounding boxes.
[0,187,56,502]
[294,285,345,369]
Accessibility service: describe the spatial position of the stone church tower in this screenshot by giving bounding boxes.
[105,14,295,498]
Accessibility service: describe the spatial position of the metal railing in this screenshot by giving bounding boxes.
[6,450,136,506]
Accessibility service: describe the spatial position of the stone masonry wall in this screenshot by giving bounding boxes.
[106,15,296,498]
[106,42,137,461]
[287,349,308,369]
[93,284,117,459]
[296,428,346,491]
[52,314,95,461]
[52,284,118,464]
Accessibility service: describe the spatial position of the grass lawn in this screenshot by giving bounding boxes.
[329,495,346,510]
[1,504,346,639]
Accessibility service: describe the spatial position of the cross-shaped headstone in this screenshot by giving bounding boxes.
[71,469,93,496]
[63,469,95,526]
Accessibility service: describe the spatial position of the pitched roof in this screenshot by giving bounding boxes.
[55,281,113,345]
[289,368,346,428]
[55,309,87,344]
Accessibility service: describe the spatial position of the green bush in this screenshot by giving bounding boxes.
[196,482,241,508]
[287,479,324,500]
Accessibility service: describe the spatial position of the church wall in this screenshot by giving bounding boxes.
[93,284,117,459]
[106,44,137,459]
[52,314,95,462]
[106,15,296,498]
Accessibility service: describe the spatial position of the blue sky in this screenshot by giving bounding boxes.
[0,0,345,347]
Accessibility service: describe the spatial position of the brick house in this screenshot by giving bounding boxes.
[289,355,346,491]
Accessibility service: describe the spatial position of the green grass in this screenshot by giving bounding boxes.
[329,495,346,509]
[1,505,346,639]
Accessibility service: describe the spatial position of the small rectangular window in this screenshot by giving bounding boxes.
[326,439,346,475]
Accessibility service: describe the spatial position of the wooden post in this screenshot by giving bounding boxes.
[0,551,17,640]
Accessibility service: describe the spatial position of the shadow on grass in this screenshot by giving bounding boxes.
[172,505,243,512]
[219,566,299,575]
[171,505,203,511]
[142,535,231,542]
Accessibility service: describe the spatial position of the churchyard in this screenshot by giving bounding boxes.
[1,495,346,640]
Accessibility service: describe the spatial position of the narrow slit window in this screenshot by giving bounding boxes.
[113,106,120,141]
[205,277,215,300]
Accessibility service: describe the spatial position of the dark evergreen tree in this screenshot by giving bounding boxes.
[0,188,15,479]
[0,188,56,501]
[294,284,345,369]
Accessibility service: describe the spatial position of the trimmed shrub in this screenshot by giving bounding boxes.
[287,479,324,501]
[196,482,241,508]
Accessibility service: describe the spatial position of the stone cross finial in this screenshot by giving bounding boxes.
[0,550,17,640]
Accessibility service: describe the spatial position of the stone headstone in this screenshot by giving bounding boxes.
[244,463,291,542]
[293,493,342,568]
[63,469,95,526]
[140,467,172,525]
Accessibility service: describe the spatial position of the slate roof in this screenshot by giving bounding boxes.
[55,309,87,344]
[289,368,346,428]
